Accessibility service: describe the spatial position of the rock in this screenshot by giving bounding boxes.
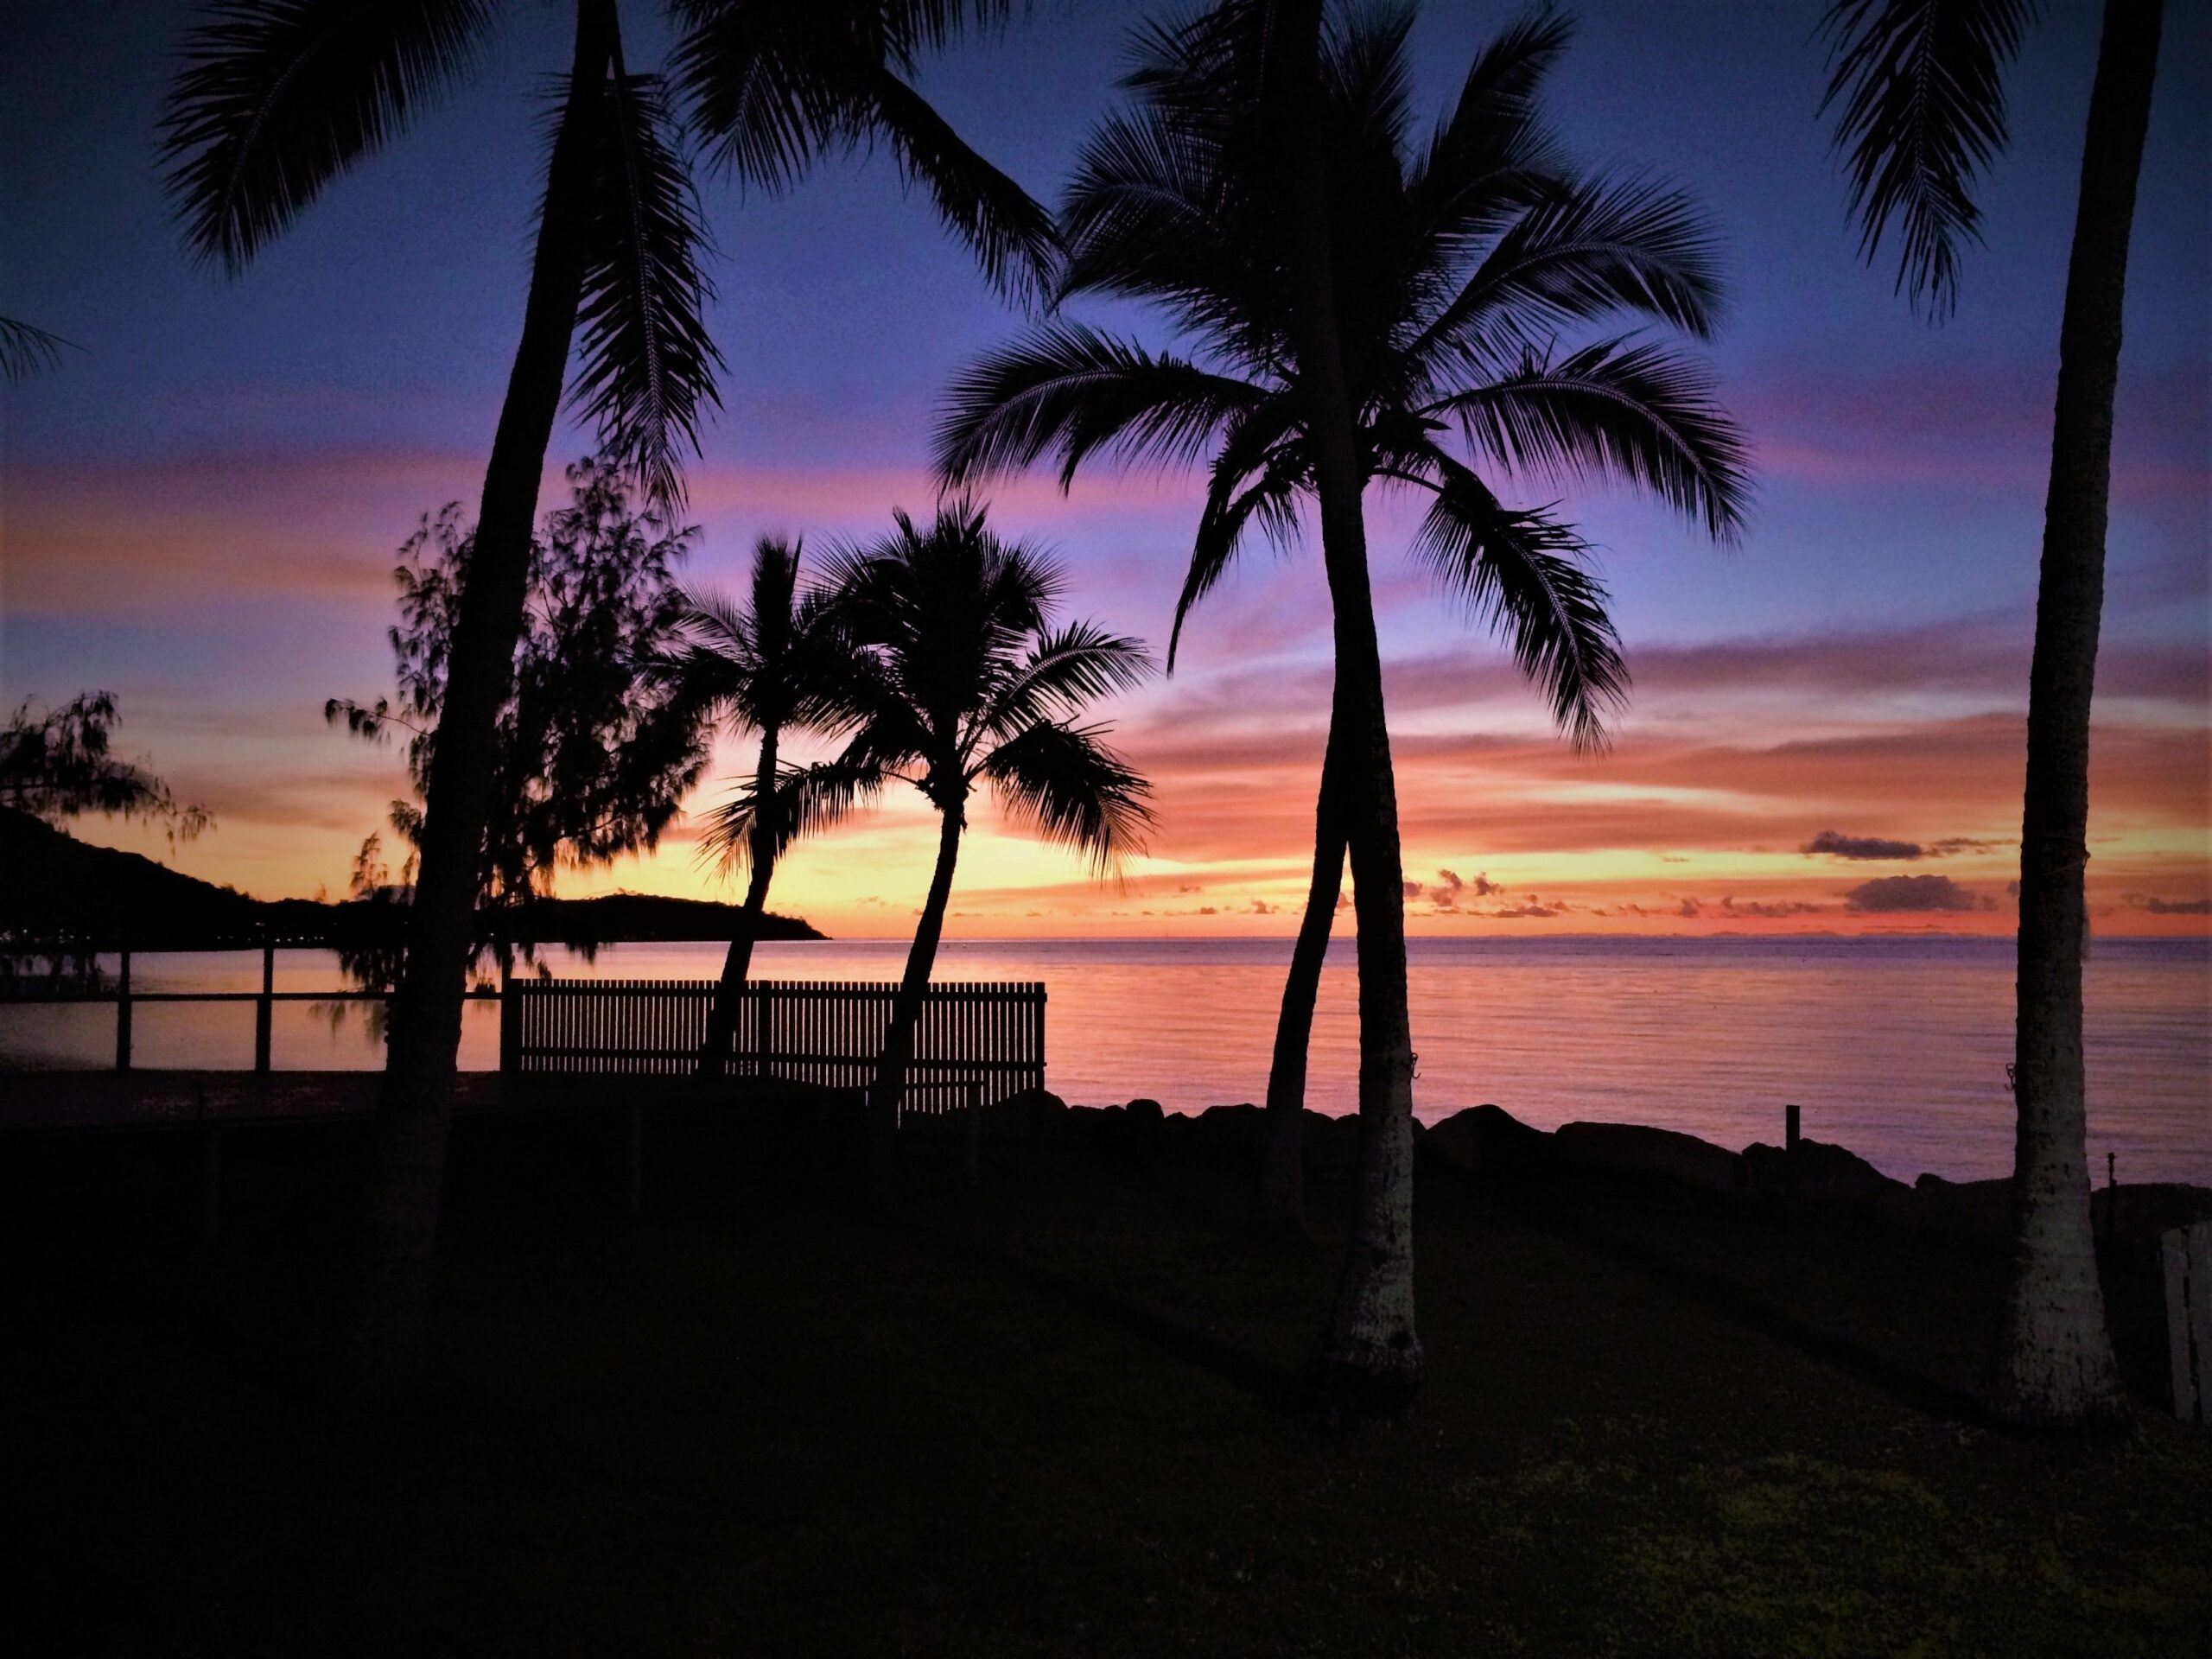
[1422,1104,1549,1177]
[1302,1109,1365,1180]
[1179,1103,1266,1168]
[1742,1137,1908,1205]
[1554,1122,1742,1194]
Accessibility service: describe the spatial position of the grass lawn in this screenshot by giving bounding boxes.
[7,1142,2208,1656]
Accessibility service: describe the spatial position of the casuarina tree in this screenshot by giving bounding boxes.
[1821,0,2164,1427]
[327,457,713,974]
[939,3,1745,1409]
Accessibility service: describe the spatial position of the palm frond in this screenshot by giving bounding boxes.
[0,316,73,383]
[1168,415,1304,671]
[1394,447,1627,752]
[569,68,724,515]
[867,65,1059,301]
[672,0,1043,294]
[1408,8,1573,248]
[162,0,499,272]
[699,753,885,873]
[1432,337,1751,539]
[1821,0,2035,319]
[937,323,1267,487]
[669,0,849,190]
[978,621,1155,742]
[980,719,1154,875]
[1405,175,1723,383]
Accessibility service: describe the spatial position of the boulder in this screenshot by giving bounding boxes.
[1742,1137,1908,1205]
[1422,1104,1550,1177]
[1301,1109,1366,1180]
[1554,1121,1742,1194]
[1181,1103,1267,1167]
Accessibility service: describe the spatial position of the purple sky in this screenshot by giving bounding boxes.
[3,1,2206,935]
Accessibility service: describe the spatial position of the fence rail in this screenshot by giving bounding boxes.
[4,951,1048,1112]
[506,978,1047,1114]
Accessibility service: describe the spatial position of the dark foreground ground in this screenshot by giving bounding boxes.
[5,1091,2208,1656]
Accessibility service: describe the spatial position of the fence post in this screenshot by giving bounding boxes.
[253,942,275,1073]
[114,949,132,1073]
[2164,1221,2211,1427]
[197,1085,221,1243]
[499,961,520,1073]
[754,982,772,1080]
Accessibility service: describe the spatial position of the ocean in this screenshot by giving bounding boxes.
[4,935,2205,1185]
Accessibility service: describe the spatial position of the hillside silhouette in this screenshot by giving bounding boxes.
[0,809,823,953]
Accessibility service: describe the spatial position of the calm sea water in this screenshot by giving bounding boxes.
[5,936,2205,1185]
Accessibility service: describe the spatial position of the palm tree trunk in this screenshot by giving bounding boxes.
[701,725,780,1077]
[340,0,615,1395]
[1264,0,1424,1416]
[1256,715,1347,1232]
[1993,0,2161,1429]
[869,802,966,1141]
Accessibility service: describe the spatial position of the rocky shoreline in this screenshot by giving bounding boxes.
[982,1093,2212,1250]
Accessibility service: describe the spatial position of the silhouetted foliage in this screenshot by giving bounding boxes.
[671,0,1058,301]
[0,316,72,382]
[1,691,211,845]
[1821,0,2034,319]
[327,460,712,971]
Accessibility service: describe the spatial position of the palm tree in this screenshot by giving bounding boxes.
[1821,0,2164,1427]
[164,0,721,1389]
[164,0,1057,1389]
[671,537,870,1075]
[825,502,1153,1134]
[938,4,1747,1409]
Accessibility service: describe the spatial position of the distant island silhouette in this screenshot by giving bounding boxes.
[0,808,823,954]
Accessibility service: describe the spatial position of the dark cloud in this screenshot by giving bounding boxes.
[1928,836,2005,856]
[1249,899,1277,915]
[1402,880,1422,899]
[1427,868,1503,909]
[1484,905,1557,919]
[1675,894,1828,920]
[1843,874,1983,912]
[2126,893,2212,916]
[1804,830,1923,861]
[1719,896,1827,918]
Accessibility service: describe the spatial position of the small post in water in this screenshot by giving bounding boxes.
[1783,1103,1801,1226]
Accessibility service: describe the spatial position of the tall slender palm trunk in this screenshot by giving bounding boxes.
[1268,0,1423,1414]
[342,0,614,1394]
[1993,0,2161,1428]
[870,802,966,1141]
[702,725,781,1077]
[1256,717,1347,1232]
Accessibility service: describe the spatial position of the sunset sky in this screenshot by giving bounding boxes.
[3,1,2205,939]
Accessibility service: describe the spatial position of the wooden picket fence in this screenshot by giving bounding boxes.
[500,978,1046,1114]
